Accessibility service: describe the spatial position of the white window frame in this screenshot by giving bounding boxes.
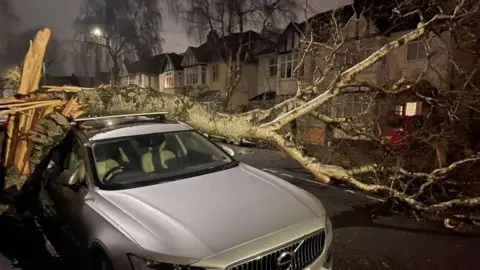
[407,41,426,61]
[330,94,370,119]
[185,67,199,85]
[268,57,277,77]
[395,105,404,116]
[279,52,304,79]
[164,71,175,88]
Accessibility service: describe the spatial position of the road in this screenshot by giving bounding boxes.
[0,139,479,270]
[227,143,480,270]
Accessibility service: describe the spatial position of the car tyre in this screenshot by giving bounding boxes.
[88,249,114,270]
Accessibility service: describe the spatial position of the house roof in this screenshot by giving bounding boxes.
[183,30,274,65]
[164,53,183,70]
[261,0,433,54]
[125,54,166,74]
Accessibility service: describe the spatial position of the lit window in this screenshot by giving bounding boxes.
[269,57,277,77]
[164,71,175,88]
[407,41,426,61]
[405,102,422,116]
[395,105,404,116]
[279,52,304,79]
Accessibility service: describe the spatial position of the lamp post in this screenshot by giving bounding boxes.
[91,27,103,85]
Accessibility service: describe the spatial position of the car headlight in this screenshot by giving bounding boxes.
[127,254,205,270]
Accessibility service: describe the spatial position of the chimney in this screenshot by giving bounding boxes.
[207,30,219,42]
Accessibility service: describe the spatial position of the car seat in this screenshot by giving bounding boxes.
[141,141,177,173]
[95,144,120,181]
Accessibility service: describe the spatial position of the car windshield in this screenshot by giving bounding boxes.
[91,130,235,189]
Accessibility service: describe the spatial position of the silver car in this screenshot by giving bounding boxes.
[38,113,333,270]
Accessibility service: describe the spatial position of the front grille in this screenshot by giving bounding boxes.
[228,229,325,270]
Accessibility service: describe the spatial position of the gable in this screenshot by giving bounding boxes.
[181,48,199,67]
[275,23,302,54]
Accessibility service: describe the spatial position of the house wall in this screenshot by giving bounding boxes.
[257,52,316,97]
[257,54,278,96]
[384,30,451,92]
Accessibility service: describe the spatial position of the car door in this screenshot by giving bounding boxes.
[43,134,90,248]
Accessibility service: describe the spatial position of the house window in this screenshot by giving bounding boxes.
[201,66,207,84]
[357,49,371,62]
[177,72,183,87]
[407,41,426,61]
[164,71,175,88]
[395,105,404,116]
[279,52,304,79]
[185,67,199,85]
[269,57,277,77]
[330,94,370,118]
[212,64,218,81]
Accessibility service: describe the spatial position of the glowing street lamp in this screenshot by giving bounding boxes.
[91,27,103,37]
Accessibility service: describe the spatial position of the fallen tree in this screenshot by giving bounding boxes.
[1,0,480,229]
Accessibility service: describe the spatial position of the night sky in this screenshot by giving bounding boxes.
[11,0,351,75]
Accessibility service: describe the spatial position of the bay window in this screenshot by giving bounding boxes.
[185,67,198,85]
[279,52,304,79]
[185,66,206,85]
[164,71,175,88]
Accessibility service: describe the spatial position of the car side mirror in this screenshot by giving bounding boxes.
[57,168,80,186]
[221,145,235,157]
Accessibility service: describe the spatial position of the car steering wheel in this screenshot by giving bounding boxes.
[103,165,127,182]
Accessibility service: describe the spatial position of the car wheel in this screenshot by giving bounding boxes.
[88,249,114,270]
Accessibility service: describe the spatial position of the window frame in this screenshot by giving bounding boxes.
[407,41,426,61]
[185,66,199,85]
[330,93,370,119]
[279,52,304,79]
[268,57,277,77]
[164,71,175,88]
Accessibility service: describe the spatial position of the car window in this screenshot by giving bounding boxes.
[91,130,235,189]
[64,137,86,183]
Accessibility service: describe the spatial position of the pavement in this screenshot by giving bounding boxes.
[225,142,480,270]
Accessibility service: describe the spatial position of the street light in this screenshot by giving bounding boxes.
[92,27,102,37]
